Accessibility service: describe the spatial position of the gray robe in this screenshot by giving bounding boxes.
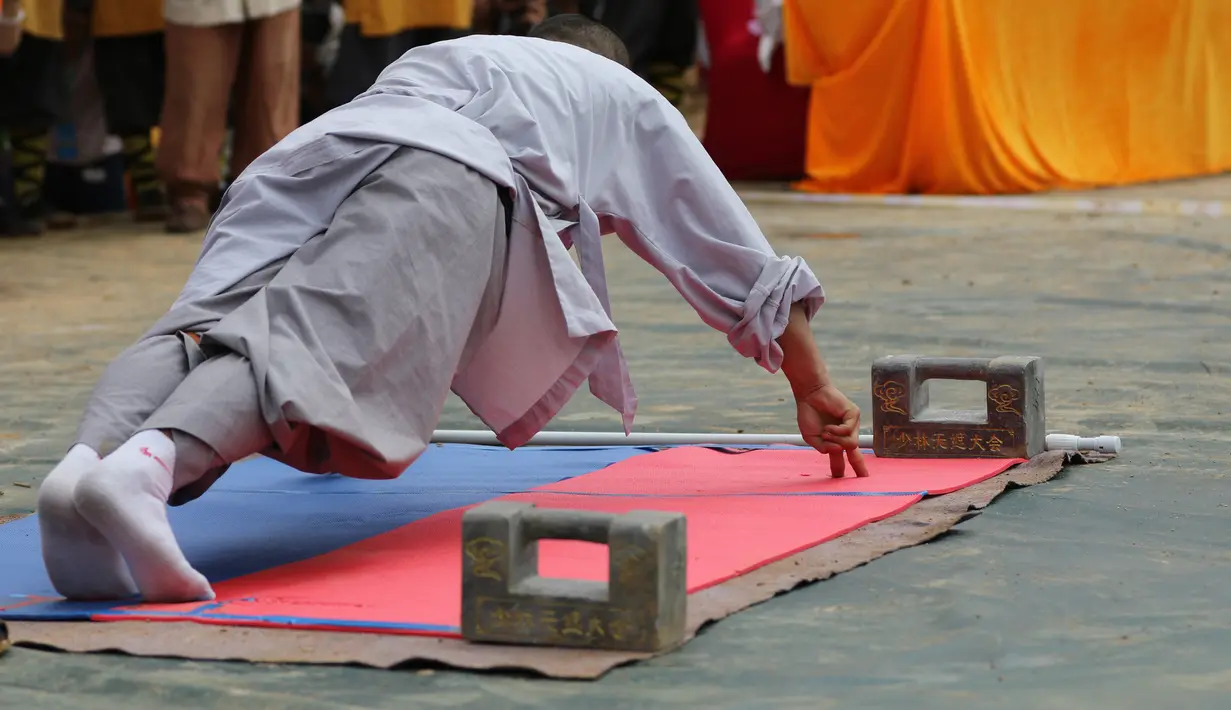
[173,34,825,448]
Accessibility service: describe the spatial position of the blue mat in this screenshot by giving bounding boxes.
[0,444,650,621]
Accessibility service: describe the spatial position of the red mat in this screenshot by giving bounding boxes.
[542,447,1017,496]
[95,449,1022,636]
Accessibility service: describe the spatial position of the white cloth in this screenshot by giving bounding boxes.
[164,0,300,26]
[172,35,825,447]
[754,0,784,74]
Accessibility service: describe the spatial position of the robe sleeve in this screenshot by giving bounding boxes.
[587,97,825,374]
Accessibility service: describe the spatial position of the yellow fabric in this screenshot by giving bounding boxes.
[343,0,472,37]
[21,0,63,40]
[92,0,163,38]
[783,0,1231,194]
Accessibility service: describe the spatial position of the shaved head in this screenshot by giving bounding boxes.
[528,14,631,68]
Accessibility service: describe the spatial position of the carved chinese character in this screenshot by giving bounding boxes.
[586,617,606,639]
[914,433,930,449]
[539,609,560,636]
[464,537,505,581]
[934,433,948,450]
[969,434,986,451]
[987,384,1021,415]
[987,435,1003,452]
[490,606,518,630]
[608,617,630,641]
[951,432,967,450]
[873,381,908,415]
[895,431,912,450]
[614,547,648,587]
[561,610,585,636]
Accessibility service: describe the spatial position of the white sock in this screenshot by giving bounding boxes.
[37,444,139,600]
[74,430,215,603]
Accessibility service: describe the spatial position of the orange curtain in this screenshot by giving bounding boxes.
[92,0,164,38]
[783,0,1231,194]
[21,0,64,40]
[343,0,473,37]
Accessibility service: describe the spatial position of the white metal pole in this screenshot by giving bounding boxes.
[431,430,1121,454]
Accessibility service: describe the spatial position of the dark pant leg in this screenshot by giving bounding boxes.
[94,33,168,216]
[0,35,67,232]
[93,33,166,135]
[323,25,463,111]
[588,0,665,79]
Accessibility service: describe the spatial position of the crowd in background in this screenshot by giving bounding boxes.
[0,0,699,237]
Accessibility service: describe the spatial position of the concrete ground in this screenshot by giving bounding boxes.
[0,176,1228,708]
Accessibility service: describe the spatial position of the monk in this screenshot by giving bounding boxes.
[36,15,869,606]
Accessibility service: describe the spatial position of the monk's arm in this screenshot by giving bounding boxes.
[777,302,831,401]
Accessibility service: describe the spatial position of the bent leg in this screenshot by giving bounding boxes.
[74,353,271,603]
[70,147,508,603]
[42,264,283,600]
[200,146,509,480]
[39,334,193,600]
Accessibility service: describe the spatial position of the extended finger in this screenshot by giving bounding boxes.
[847,447,870,477]
[829,450,846,478]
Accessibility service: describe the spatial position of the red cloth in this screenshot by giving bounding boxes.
[698,0,811,181]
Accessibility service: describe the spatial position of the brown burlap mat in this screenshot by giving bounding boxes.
[4,451,1105,679]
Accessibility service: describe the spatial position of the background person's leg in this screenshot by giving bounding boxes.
[646,0,698,107]
[587,0,665,79]
[157,21,242,233]
[230,9,300,180]
[0,35,67,235]
[93,32,168,221]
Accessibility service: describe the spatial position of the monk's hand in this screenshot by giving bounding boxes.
[796,383,870,478]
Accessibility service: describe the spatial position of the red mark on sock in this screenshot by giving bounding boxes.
[139,446,174,476]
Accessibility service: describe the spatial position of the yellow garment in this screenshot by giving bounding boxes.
[21,0,63,40]
[343,0,472,37]
[92,0,163,38]
[783,0,1231,194]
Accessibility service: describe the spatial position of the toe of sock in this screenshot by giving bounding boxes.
[140,569,215,604]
